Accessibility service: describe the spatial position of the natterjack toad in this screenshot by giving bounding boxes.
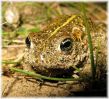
[24,15,106,77]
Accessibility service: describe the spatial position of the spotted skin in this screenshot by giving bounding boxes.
[24,15,106,77]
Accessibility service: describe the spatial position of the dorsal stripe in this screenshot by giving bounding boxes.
[47,15,77,40]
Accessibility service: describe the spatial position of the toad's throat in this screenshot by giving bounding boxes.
[32,65,75,78]
[31,55,86,77]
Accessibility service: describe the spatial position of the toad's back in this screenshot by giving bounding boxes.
[24,15,106,77]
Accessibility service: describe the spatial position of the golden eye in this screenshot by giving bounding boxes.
[60,38,72,51]
[25,37,31,48]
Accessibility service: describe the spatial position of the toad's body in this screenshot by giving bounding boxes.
[24,15,106,77]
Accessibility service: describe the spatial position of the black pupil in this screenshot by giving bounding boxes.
[25,37,31,48]
[60,38,72,51]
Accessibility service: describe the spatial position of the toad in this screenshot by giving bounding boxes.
[23,15,106,78]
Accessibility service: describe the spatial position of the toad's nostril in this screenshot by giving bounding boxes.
[25,37,31,48]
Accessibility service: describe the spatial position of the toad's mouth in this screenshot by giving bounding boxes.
[32,65,77,78]
[30,56,86,78]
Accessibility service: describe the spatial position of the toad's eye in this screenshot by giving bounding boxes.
[25,37,31,48]
[60,38,72,52]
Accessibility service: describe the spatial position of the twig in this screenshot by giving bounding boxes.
[3,45,25,48]
[3,39,25,44]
